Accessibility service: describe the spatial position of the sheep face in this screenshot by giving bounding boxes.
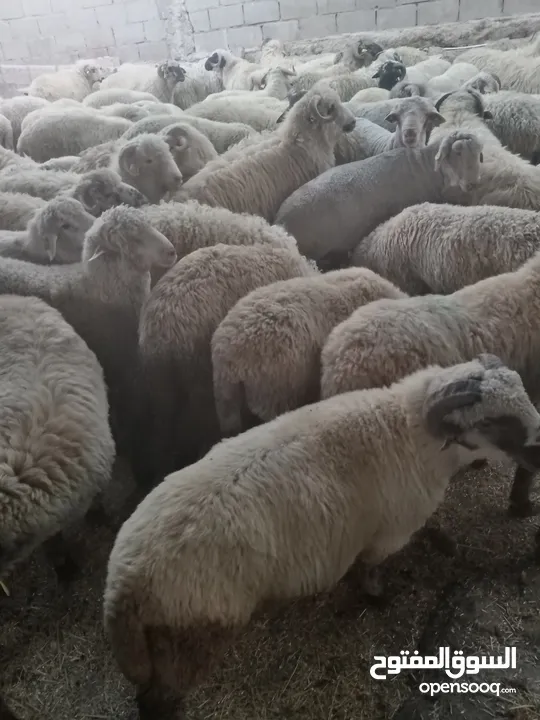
[73,169,149,216]
[157,61,186,90]
[386,97,445,149]
[117,136,183,204]
[204,50,229,72]
[423,354,540,470]
[373,60,406,91]
[85,206,177,271]
[27,197,94,264]
[434,131,483,193]
[463,72,501,95]
[82,63,105,87]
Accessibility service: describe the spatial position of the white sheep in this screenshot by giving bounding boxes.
[0,294,115,578]
[462,71,501,95]
[405,57,452,85]
[426,62,480,96]
[0,114,13,150]
[0,191,47,230]
[0,95,49,146]
[352,203,540,295]
[481,91,540,163]
[100,61,186,102]
[104,354,540,718]
[457,44,540,93]
[171,59,224,110]
[204,49,264,90]
[26,60,105,102]
[185,94,287,132]
[348,87,390,103]
[83,88,160,108]
[212,268,407,436]
[320,249,540,517]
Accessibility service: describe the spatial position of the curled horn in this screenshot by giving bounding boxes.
[434,91,453,112]
[491,72,501,89]
[315,96,335,122]
[425,376,483,435]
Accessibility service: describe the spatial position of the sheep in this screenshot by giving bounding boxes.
[431,89,540,210]
[389,80,428,99]
[463,71,501,95]
[0,113,13,150]
[104,353,540,719]
[0,197,94,264]
[405,58,451,85]
[347,97,429,130]
[0,95,49,146]
[212,268,407,436]
[177,84,355,223]
[0,293,115,578]
[0,145,39,172]
[135,243,317,486]
[456,45,540,93]
[0,191,47,230]
[348,87,390,103]
[83,88,160,109]
[40,156,79,172]
[17,108,132,162]
[99,103,151,122]
[274,131,483,268]
[373,60,406,90]
[100,61,186,103]
[26,60,105,102]
[171,59,224,110]
[426,63,480,97]
[185,94,287,132]
[352,203,540,295]
[204,49,264,90]
[0,206,176,454]
[320,249,540,517]
[481,91,540,163]
[122,113,255,154]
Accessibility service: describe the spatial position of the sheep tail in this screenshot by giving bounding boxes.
[104,592,152,688]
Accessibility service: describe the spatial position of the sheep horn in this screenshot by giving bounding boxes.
[87,248,106,262]
[425,377,483,435]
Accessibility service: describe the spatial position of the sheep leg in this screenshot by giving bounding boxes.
[43,532,79,583]
[508,466,538,517]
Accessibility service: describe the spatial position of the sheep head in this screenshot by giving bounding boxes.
[73,168,149,217]
[338,41,384,70]
[424,354,540,471]
[463,71,501,95]
[27,197,94,264]
[157,61,186,89]
[385,96,445,149]
[435,88,493,121]
[373,60,406,91]
[434,130,483,193]
[117,135,183,204]
[204,49,230,72]
[80,62,105,86]
[83,206,177,272]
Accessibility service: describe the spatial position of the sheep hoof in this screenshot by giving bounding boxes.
[508,499,538,518]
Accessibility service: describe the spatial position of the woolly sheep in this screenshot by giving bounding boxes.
[99,103,151,122]
[177,84,355,222]
[40,156,79,172]
[135,243,317,486]
[104,354,540,718]
[482,91,540,162]
[157,123,217,181]
[213,66,296,101]
[348,87,390,103]
[185,94,287,132]
[204,49,264,90]
[373,60,406,90]
[432,89,540,210]
[320,250,540,517]
[0,145,38,172]
[426,63,480,97]
[463,71,501,95]
[0,113,13,150]
[212,268,406,436]
[457,45,540,93]
[0,191,47,230]
[0,96,49,146]
[352,203,540,295]
[17,108,131,162]
[275,131,483,268]
[0,294,115,578]
[26,60,105,102]
[83,88,160,108]
[405,58,451,85]
[0,196,94,264]
[100,61,186,102]
[347,97,427,130]
[171,59,223,110]
[389,80,428,99]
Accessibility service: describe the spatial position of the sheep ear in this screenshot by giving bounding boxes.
[44,233,57,262]
[87,248,106,262]
[314,96,336,122]
[428,111,446,127]
[483,110,493,120]
[219,55,226,69]
[384,112,399,124]
[276,110,287,124]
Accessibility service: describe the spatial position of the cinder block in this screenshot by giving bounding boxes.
[50,0,70,11]
[418,0,459,25]
[318,0,356,13]
[22,0,52,16]
[461,0,502,20]
[67,8,100,32]
[28,63,56,79]
[298,13,337,39]
[1,64,32,85]
[85,25,116,48]
[27,35,56,59]
[38,13,69,36]
[502,0,535,15]
[117,44,141,62]
[143,19,167,42]
[377,3,416,30]
[193,28,228,53]
[190,10,211,32]
[8,17,41,41]
[279,0,318,20]
[138,40,170,61]
[0,21,13,43]
[227,24,263,49]
[356,0,378,7]
[59,31,88,50]
[81,0,114,7]
[94,4,128,30]
[209,5,243,28]
[243,1,279,24]
[125,0,159,24]
[187,0,219,10]
[113,21,146,45]
[1,41,31,62]
[79,46,110,59]
[336,9,376,32]
[262,19,299,42]
[0,5,24,20]
[219,0,243,6]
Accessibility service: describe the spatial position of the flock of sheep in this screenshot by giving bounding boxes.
[2,27,540,720]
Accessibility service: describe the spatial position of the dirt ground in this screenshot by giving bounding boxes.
[1,458,539,720]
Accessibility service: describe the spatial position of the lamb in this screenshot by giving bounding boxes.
[352,203,540,295]
[320,250,540,517]
[405,58,452,85]
[83,88,160,108]
[274,131,483,268]
[0,206,176,454]
[0,96,49,146]
[0,294,115,578]
[481,91,540,163]
[456,45,540,93]
[26,60,105,102]
[135,243,317,486]
[0,114,13,150]
[426,63,480,96]
[204,49,264,90]
[0,197,94,264]
[171,59,223,110]
[185,94,287,132]
[177,84,355,223]
[431,89,540,210]
[104,354,540,719]
[212,268,406,436]
[100,61,186,103]
[463,71,501,95]
[17,108,132,162]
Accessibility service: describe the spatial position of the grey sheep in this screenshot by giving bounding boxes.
[177,84,356,223]
[0,96,49,145]
[212,268,407,436]
[17,108,132,162]
[389,80,428,99]
[100,61,186,103]
[83,88,160,108]
[26,60,105,102]
[482,91,540,163]
[320,249,540,517]
[0,113,13,150]
[171,59,223,110]
[0,206,176,454]
[0,294,115,577]
[457,44,540,94]
[0,196,94,264]
[104,354,540,719]
[134,243,317,487]
[352,203,540,295]
[274,131,483,268]
[0,191,47,231]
